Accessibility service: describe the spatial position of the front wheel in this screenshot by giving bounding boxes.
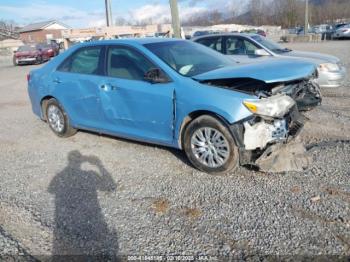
[45,98,77,137]
[13,57,18,66]
[183,115,239,174]
[36,56,43,64]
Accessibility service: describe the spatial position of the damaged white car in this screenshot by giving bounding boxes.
[28,39,320,174]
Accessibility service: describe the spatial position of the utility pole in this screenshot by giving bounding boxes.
[105,0,113,27]
[304,0,309,35]
[169,0,181,38]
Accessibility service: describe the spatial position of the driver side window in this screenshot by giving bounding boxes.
[107,46,155,81]
[244,40,259,55]
[226,37,260,56]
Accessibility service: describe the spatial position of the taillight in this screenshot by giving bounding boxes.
[27,73,30,82]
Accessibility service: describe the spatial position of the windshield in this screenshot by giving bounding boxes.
[251,35,291,53]
[144,40,234,77]
[18,45,36,52]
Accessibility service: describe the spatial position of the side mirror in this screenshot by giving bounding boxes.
[254,49,270,56]
[13,50,17,53]
[144,68,169,84]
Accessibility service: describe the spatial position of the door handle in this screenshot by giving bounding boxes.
[110,85,119,91]
[53,78,61,84]
[100,84,119,91]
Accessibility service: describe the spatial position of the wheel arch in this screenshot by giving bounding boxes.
[178,110,232,149]
[40,95,56,120]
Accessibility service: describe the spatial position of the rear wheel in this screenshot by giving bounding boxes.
[183,115,239,174]
[45,98,77,137]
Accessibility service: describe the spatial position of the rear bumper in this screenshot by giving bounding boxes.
[317,67,346,88]
[230,106,304,166]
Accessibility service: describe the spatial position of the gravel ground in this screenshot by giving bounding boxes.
[0,41,349,260]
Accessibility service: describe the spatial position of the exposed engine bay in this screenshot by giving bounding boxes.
[200,76,322,111]
[196,75,321,172]
[229,95,308,172]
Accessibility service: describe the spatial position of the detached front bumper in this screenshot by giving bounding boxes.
[317,67,346,88]
[230,106,304,166]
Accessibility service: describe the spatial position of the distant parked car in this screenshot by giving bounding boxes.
[193,33,346,88]
[37,42,60,57]
[27,39,320,174]
[192,31,210,38]
[315,24,332,34]
[154,32,170,38]
[288,27,304,35]
[309,24,335,40]
[334,23,348,30]
[13,44,50,66]
[241,29,266,37]
[333,24,350,39]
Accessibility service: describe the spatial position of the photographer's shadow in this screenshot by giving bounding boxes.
[48,150,118,259]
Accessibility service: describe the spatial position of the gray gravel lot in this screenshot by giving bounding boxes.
[0,41,349,259]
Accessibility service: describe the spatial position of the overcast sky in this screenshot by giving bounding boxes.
[0,0,248,28]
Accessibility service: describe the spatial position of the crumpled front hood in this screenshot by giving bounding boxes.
[193,58,316,83]
[282,50,339,64]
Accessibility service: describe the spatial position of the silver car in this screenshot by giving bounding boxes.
[193,33,346,88]
[333,24,350,39]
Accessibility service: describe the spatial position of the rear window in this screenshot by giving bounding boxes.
[196,37,222,53]
[58,47,103,75]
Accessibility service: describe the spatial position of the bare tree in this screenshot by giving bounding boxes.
[0,20,19,40]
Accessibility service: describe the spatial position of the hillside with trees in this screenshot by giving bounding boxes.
[183,0,350,27]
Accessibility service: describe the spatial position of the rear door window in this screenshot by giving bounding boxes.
[243,40,259,55]
[58,46,103,75]
[196,37,223,53]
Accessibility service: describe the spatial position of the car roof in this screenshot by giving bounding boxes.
[192,33,259,41]
[77,37,183,48]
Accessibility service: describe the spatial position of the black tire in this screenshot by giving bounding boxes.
[36,56,43,64]
[45,98,77,137]
[183,115,239,174]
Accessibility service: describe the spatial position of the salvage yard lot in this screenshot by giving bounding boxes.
[0,41,349,258]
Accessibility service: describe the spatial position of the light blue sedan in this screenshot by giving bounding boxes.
[27,38,320,174]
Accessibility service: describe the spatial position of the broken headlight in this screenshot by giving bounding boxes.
[243,94,295,118]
